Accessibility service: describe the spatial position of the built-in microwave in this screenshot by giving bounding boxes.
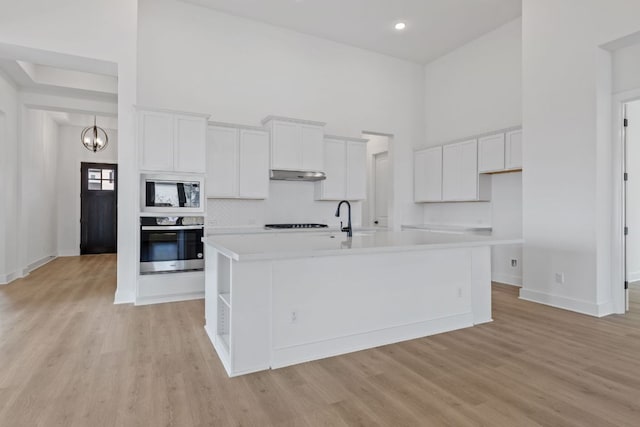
[141,174,204,213]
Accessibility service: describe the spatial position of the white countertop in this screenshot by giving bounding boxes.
[401,224,492,233]
[203,230,523,261]
[206,226,376,235]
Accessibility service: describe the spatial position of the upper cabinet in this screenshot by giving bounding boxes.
[414,139,490,203]
[414,146,443,202]
[478,128,523,173]
[206,123,269,199]
[315,136,367,201]
[138,108,209,173]
[505,129,523,170]
[478,133,506,173]
[262,116,326,172]
[443,139,489,201]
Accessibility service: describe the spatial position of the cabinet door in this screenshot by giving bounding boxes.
[414,146,442,202]
[318,138,346,200]
[271,121,299,170]
[207,126,238,198]
[300,125,325,171]
[505,129,523,169]
[478,133,505,173]
[458,140,479,200]
[239,129,270,199]
[443,140,478,201]
[139,111,174,171]
[346,141,367,200]
[174,115,207,173]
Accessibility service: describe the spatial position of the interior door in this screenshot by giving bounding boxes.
[80,162,118,254]
[373,151,389,227]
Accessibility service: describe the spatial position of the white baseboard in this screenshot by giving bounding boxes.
[26,255,57,273]
[135,291,204,306]
[491,272,522,287]
[519,288,612,317]
[0,270,23,285]
[57,250,80,257]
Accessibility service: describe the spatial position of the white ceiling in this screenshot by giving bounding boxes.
[182,0,521,63]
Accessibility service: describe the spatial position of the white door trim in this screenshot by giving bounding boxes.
[372,151,389,228]
[612,88,640,314]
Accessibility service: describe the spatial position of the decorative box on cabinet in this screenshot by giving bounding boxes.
[207,122,270,199]
[315,135,368,201]
[262,116,326,172]
[138,107,209,173]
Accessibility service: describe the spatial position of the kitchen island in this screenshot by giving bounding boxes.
[203,230,522,377]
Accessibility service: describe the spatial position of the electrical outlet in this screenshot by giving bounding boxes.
[511,259,518,268]
[555,272,565,284]
[457,287,462,298]
[290,311,297,324]
[207,218,217,226]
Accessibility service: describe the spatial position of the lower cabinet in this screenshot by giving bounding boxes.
[315,136,367,201]
[207,124,269,199]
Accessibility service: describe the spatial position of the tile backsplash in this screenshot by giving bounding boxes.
[207,181,362,227]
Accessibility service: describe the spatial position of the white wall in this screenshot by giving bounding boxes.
[421,18,523,285]
[56,125,118,256]
[613,42,640,94]
[137,0,424,232]
[207,182,362,229]
[521,0,640,316]
[21,109,59,268]
[0,0,137,302]
[424,18,522,144]
[0,71,19,284]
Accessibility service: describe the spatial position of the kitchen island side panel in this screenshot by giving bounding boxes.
[269,248,477,368]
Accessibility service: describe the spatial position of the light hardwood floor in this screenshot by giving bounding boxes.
[1,255,639,426]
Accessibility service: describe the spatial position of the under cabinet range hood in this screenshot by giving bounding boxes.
[270,169,326,182]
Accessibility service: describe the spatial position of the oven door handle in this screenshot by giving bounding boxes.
[141,225,204,231]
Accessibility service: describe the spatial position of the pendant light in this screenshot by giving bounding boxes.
[81,116,109,152]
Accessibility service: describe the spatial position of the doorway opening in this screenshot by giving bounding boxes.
[362,132,391,228]
[624,99,640,313]
[80,162,118,254]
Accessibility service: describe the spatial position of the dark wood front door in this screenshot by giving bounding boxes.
[80,162,117,255]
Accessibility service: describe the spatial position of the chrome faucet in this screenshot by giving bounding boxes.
[335,200,353,237]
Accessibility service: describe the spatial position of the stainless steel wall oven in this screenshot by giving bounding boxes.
[140,216,204,274]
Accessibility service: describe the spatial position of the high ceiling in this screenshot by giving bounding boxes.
[181,0,521,63]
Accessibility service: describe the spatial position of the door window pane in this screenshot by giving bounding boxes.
[87,167,115,191]
[88,180,102,190]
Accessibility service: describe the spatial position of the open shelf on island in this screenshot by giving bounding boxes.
[218,293,231,308]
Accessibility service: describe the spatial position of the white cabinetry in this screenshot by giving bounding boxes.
[478,133,506,173]
[263,116,326,172]
[442,140,483,201]
[414,146,443,202]
[478,129,523,173]
[138,108,208,173]
[505,129,523,170]
[315,136,367,201]
[207,124,269,199]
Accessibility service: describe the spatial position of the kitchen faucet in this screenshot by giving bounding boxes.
[335,200,353,237]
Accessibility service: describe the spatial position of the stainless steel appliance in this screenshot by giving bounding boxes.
[140,216,204,274]
[141,174,203,213]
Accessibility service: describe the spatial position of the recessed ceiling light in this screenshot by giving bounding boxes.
[394,22,406,31]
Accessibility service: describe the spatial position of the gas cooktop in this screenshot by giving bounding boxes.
[265,223,328,229]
